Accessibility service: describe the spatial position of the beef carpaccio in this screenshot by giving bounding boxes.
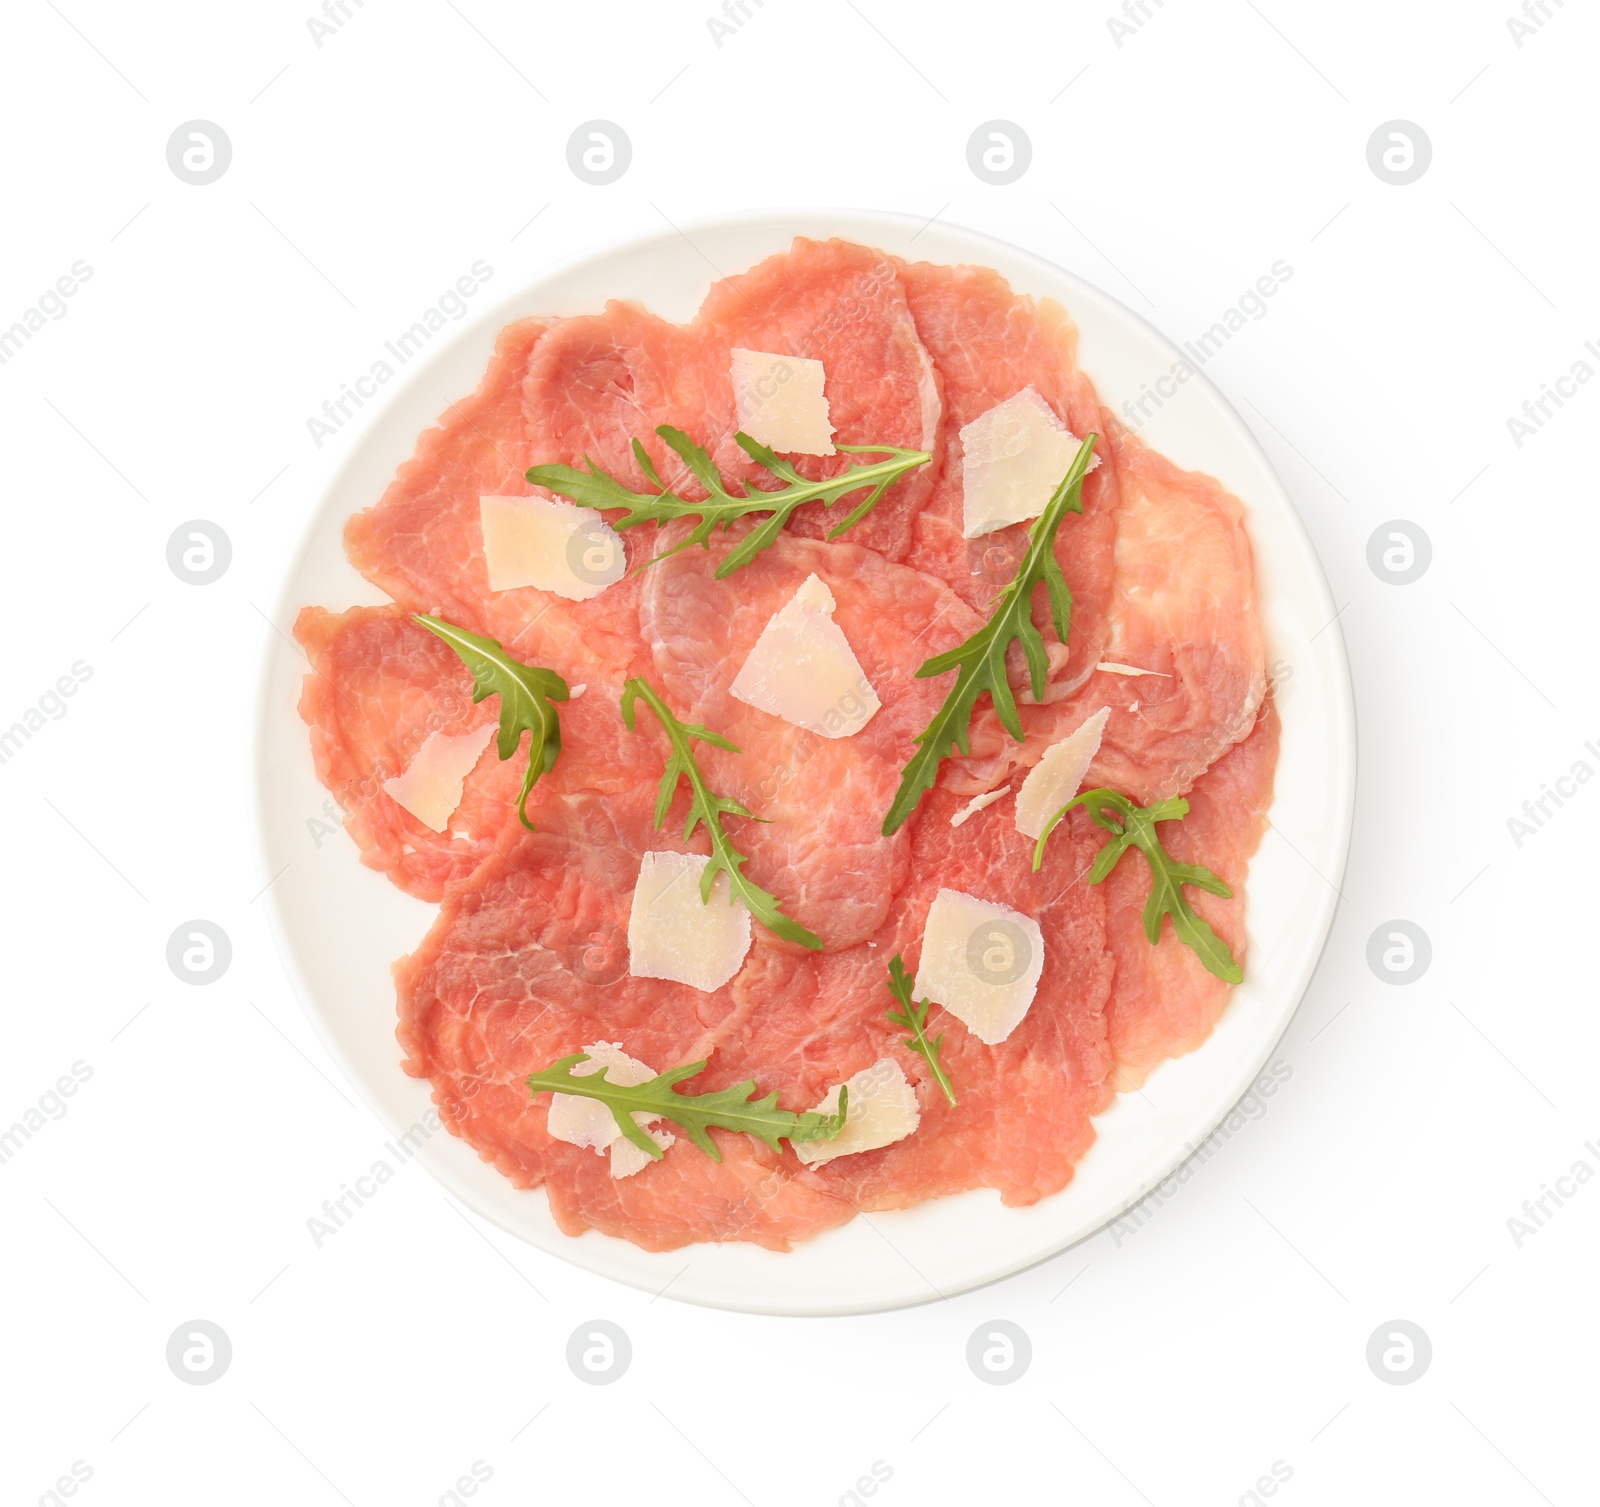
[294,238,1279,1252]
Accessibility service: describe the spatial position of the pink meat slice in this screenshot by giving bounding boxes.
[397,777,1114,1247]
[343,315,649,682]
[519,240,940,563]
[894,258,1120,694]
[718,786,1115,1211]
[1098,695,1280,1086]
[692,238,941,559]
[294,604,652,902]
[959,422,1266,805]
[812,783,1113,1209]
[639,528,984,949]
[343,315,541,625]
[396,784,856,1251]
[346,243,942,685]
[521,297,719,496]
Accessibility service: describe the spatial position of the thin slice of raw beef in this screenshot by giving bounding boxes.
[398,778,1113,1246]
[717,784,1115,1212]
[957,421,1266,805]
[520,297,719,498]
[1098,694,1280,1085]
[518,240,939,561]
[692,238,941,559]
[347,243,942,685]
[894,257,1120,696]
[639,527,984,949]
[343,314,651,683]
[396,784,857,1250]
[294,604,653,902]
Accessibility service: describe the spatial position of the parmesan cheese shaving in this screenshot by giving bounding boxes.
[546,1042,675,1180]
[627,851,752,993]
[1096,661,1169,678]
[729,573,881,738]
[793,1058,920,1166]
[1014,707,1111,840]
[609,1124,675,1180]
[960,386,1097,539]
[479,493,626,601]
[731,347,836,455]
[913,888,1045,1045]
[950,788,1007,827]
[382,723,496,833]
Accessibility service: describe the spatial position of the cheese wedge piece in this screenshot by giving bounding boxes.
[731,347,835,455]
[729,574,880,738]
[382,723,496,833]
[913,888,1045,1045]
[546,1042,675,1180]
[609,1124,675,1180]
[628,851,752,993]
[547,1042,651,1151]
[479,493,626,600]
[1014,707,1111,840]
[793,1058,920,1167]
[960,386,1097,539]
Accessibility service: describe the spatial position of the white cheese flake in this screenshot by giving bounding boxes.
[1014,707,1111,841]
[729,573,880,738]
[960,386,1098,539]
[609,1124,675,1179]
[913,888,1045,1045]
[546,1042,675,1180]
[627,851,752,993]
[479,493,626,601]
[382,723,496,833]
[793,1058,920,1167]
[731,347,835,456]
[950,788,1007,828]
[546,1043,649,1152]
[1096,661,1169,678]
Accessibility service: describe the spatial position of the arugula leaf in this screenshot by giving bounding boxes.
[881,435,1098,836]
[413,614,568,831]
[526,425,930,579]
[621,676,823,950]
[1032,787,1243,984]
[884,954,955,1106]
[528,1052,846,1163]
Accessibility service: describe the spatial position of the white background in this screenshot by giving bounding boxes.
[1,1,1594,1503]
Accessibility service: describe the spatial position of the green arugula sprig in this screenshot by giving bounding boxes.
[621,676,823,950]
[528,1052,846,1163]
[1032,788,1243,984]
[526,424,930,579]
[414,614,568,830]
[881,435,1098,836]
[885,955,955,1106]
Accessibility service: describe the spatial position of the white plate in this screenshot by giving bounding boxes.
[256,211,1354,1316]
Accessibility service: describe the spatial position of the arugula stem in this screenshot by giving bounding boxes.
[621,676,823,950]
[885,955,956,1106]
[1033,787,1243,984]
